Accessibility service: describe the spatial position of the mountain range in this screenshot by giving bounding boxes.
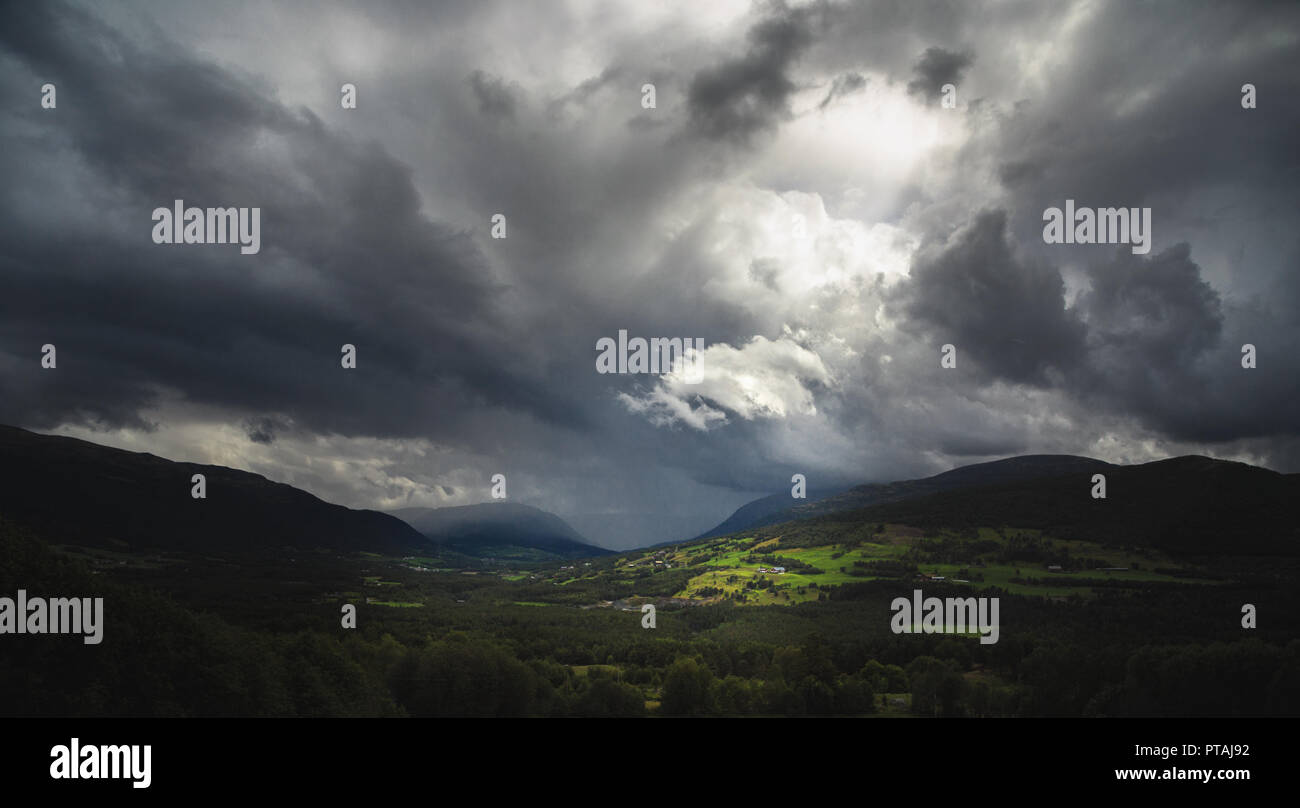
[391,503,611,560]
[696,455,1114,539]
[0,424,426,554]
[0,425,611,561]
[3,424,1295,561]
[696,454,1299,556]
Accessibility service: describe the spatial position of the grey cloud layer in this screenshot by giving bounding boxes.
[2,0,1298,549]
[686,5,821,143]
[0,2,582,440]
[906,46,974,100]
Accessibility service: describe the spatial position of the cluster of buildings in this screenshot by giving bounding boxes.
[626,551,673,570]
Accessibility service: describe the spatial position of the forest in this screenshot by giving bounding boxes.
[2,515,1296,717]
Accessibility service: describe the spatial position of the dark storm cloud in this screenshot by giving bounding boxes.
[547,65,624,119]
[1073,244,1224,440]
[467,70,519,120]
[937,430,1028,458]
[971,1,1300,248]
[924,0,1300,462]
[243,416,283,445]
[997,160,1043,188]
[894,209,1300,452]
[0,1,586,440]
[1073,244,1300,445]
[894,210,1086,386]
[905,46,973,100]
[1081,244,1223,373]
[818,71,866,109]
[686,5,821,142]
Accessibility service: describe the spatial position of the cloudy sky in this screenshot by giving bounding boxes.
[2,0,1297,549]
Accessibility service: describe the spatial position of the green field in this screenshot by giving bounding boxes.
[633,523,1224,604]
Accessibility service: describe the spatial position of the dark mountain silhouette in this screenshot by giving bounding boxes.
[690,483,853,541]
[778,455,1300,556]
[697,455,1115,539]
[0,425,428,553]
[392,502,612,560]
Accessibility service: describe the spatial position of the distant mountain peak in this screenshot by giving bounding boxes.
[391,501,611,560]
